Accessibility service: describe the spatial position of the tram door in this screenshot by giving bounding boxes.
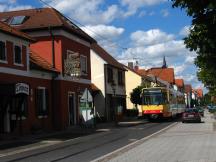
[68,92,76,126]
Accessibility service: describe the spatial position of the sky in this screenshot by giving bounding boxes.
[0,0,206,92]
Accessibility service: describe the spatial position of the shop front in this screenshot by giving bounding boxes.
[0,83,29,134]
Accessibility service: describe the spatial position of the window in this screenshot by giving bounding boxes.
[36,88,49,116]
[118,71,124,85]
[0,41,6,61]
[9,16,27,25]
[14,45,22,64]
[80,55,87,75]
[107,67,113,83]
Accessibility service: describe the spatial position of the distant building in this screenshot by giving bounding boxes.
[184,84,192,108]
[175,79,185,93]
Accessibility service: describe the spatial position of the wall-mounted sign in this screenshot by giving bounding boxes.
[64,51,81,78]
[15,83,29,95]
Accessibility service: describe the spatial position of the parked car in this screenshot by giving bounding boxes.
[208,105,216,113]
[182,108,201,123]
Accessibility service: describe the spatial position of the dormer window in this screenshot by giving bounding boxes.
[14,45,22,65]
[0,41,6,62]
[9,16,28,25]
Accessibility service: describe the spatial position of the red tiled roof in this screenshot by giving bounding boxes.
[0,21,34,42]
[136,69,147,76]
[145,68,175,84]
[195,89,203,98]
[0,8,96,43]
[185,84,192,93]
[91,43,125,70]
[175,79,184,88]
[30,50,59,73]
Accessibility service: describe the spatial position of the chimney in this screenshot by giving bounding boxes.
[128,62,133,69]
[134,65,139,71]
[134,61,139,71]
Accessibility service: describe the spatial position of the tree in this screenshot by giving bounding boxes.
[171,1,216,94]
[130,86,144,109]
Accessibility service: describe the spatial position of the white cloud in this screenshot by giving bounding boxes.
[130,29,174,46]
[120,0,166,17]
[43,0,120,25]
[161,9,169,17]
[0,1,32,12]
[172,64,188,76]
[179,25,191,37]
[81,24,125,41]
[185,55,196,64]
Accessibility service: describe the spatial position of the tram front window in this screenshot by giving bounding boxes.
[142,93,167,105]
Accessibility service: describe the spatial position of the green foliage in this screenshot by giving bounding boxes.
[130,86,144,108]
[171,0,216,94]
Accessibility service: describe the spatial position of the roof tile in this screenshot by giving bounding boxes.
[0,21,34,41]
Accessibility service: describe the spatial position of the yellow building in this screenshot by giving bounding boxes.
[125,65,143,115]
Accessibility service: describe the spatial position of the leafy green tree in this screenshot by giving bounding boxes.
[171,1,216,94]
[130,86,144,109]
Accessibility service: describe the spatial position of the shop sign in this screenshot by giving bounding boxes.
[15,83,29,95]
[64,51,81,78]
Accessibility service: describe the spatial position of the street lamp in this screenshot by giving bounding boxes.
[111,80,118,126]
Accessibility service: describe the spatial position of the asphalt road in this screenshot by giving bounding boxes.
[0,120,176,162]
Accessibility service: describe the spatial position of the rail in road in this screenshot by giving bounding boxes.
[0,120,177,162]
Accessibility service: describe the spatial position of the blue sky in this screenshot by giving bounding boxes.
[0,0,205,92]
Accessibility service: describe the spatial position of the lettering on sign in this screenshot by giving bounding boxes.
[15,83,29,95]
[64,51,81,77]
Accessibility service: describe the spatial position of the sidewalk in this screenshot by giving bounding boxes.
[102,110,216,162]
[0,117,147,154]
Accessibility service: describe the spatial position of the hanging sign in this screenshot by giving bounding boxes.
[15,83,29,95]
[64,51,81,78]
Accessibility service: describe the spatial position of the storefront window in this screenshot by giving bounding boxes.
[36,88,48,116]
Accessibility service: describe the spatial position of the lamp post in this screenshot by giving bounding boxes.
[111,80,118,126]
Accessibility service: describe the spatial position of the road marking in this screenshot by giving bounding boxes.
[91,122,178,162]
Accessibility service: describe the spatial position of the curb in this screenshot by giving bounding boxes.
[91,122,178,162]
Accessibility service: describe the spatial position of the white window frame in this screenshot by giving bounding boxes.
[37,87,48,118]
[80,55,87,75]
[0,40,7,64]
[13,44,23,66]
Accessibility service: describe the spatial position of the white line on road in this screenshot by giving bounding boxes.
[91,122,178,162]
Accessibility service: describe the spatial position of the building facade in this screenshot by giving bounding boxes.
[91,43,126,121]
[0,21,57,134]
[0,8,96,131]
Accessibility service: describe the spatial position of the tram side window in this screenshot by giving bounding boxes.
[36,88,49,116]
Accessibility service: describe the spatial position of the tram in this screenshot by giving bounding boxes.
[141,87,185,120]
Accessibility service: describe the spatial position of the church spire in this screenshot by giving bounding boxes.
[162,56,167,68]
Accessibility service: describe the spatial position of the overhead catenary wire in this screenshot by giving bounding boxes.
[37,0,128,51]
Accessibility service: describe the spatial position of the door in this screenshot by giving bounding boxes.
[68,92,76,126]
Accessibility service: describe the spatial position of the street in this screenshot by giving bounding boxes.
[0,120,175,162]
[98,111,216,162]
[1,111,215,162]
